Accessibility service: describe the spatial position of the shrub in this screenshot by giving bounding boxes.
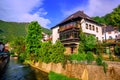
[102,62,108,73]
[18,53,26,62]
[96,56,103,65]
[86,51,95,64]
[50,40,65,63]
[69,53,78,61]
[69,53,86,62]
[49,71,78,80]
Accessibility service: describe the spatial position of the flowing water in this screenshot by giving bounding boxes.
[0,57,48,80]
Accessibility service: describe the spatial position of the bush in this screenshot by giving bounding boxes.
[50,40,65,63]
[69,53,86,62]
[18,53,25,62]
[102,62,108,73]
[115,45,120,55]
[86,51,95,64]
[49,71,78,80]
[96,56,103,65]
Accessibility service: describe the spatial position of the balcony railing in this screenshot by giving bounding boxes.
[60,38,79,44]
[58,25,80,32]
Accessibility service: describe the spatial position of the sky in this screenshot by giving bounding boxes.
[0,0,120,29]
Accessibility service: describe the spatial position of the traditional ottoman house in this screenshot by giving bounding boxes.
[51,11,103,54]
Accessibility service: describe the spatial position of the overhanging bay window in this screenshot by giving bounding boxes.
[60,30,79,40]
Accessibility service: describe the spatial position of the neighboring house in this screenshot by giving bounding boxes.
[51,11,103,54]
[41,32,52,42]
[102,25,120,42]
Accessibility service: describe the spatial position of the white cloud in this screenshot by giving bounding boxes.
[62,0,120,17]
[0,0,51,28]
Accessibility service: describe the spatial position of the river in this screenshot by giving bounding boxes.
[0,57,48,80]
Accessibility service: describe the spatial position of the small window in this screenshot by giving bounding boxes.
[92,25,95,31]
[89,25,91,30]
[109,36,112,39]
[86,23,88,29]
[115,35,117,38]
[96,27,98,32]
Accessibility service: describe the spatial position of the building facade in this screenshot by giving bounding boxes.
[102,25,120,42]
[51,11,103,54]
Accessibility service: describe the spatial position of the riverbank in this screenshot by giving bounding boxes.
[28,61,120,80]
[0,57,48,80]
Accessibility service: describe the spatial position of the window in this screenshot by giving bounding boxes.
[109,36,112,39]
[96,27,98,32]
[92,25,95,31]
[86,23,88,29]
[74,32,79,38]
[115,35,117,39]
[66,33,69,39]
[89,25,91,30]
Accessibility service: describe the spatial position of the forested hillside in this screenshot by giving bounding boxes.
[0,20,51,42]
[92,5,120,27]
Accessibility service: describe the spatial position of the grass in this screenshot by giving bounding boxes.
[49,71,79,80]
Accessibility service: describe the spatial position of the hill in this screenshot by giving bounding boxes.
[0,20,51,42]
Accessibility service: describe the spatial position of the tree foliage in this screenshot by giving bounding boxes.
[39,41,52,63]
[78,27,96,53]
[111,5,120,27]
[84,35,96,51]
[50,40,65,63]
[92,5,120,27]
[10,37,25,55]
[26,21,42,60]
[86,51,95,64]
[78,27,86,53]
[10,37,26,62]
[38,40,65,63]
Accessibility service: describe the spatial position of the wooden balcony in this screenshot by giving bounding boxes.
[60,38,79,44]
[58,25,80,32]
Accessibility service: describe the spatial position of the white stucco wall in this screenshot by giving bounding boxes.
[102,31,120,40]
[51,26,59,44]
[81,19,103,41]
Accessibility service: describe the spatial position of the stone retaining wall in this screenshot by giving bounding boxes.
[31,62,120,80]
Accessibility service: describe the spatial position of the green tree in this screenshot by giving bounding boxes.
[78,27,96,53]
[84,35,96,51]
[92,16,105,24]
[50,40,65,63]
[86,51,95,64]
[10,36,25,55]
[39,41,52,63]
[111,5,120,27]
[26,21,42,60]
[78,27,86,53]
